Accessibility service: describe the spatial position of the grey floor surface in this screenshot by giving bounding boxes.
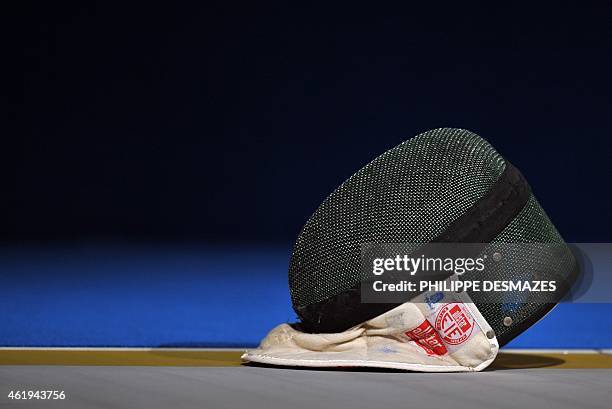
[1,366,611,409]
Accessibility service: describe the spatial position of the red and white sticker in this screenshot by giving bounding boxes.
[405,320,448,356]
[434,303,474,346]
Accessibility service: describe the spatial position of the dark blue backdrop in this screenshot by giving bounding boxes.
[6,2,612,347]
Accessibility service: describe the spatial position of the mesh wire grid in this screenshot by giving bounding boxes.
[288,128,573,341]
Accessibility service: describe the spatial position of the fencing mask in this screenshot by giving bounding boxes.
[242,128,579,372]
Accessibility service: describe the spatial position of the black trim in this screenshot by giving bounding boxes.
[296,162,533,333]
[433,162,531,243]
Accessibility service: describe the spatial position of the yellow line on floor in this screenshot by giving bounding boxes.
[0,350,244,367]
[0,349,611,369]
[490,352,612,370]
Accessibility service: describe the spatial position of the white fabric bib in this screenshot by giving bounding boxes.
[243,291,499,372]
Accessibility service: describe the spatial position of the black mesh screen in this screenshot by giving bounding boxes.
[288,128,575,344]
[289,129,505,307]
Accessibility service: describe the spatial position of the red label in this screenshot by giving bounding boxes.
[405,320,448,355]
[435,303,474,345]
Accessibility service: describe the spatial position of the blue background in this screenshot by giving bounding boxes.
[6,3,612,347]
[1,245,610,348]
